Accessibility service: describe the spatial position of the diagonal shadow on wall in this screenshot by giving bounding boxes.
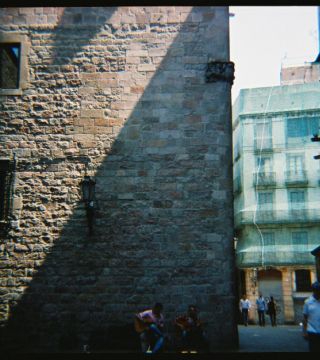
[51,7,118,64]
[1,6,234,353]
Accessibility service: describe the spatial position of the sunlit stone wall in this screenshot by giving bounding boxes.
[0,7,237,351]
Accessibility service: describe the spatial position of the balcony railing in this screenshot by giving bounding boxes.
[235,208,320,226]
[253,172,276,187]
[285,170,308,186]
[236,248,315,267]
[254,137,273,152]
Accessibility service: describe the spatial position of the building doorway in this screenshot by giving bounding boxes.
[258,269,284,324]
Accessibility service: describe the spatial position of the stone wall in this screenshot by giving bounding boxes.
[0,7,237,351]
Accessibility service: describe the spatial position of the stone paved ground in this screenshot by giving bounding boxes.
[238,325,309,352]
[16,325,308,356]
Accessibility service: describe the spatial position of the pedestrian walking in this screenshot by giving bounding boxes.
[302,281,320,352]
[239,294,251,326]
[266,296,277,326]
[256,293,267,326]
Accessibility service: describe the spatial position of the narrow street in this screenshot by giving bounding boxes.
[238,325,309,352]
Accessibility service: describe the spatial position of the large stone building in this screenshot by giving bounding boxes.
[233,61,320,325]
[0,7,237,352]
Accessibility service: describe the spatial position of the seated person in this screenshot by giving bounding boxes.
[135,302,165,354]
[175,305,207,352]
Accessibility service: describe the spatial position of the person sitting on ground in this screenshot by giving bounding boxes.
[175,305,207,353]
[135,302,165,354]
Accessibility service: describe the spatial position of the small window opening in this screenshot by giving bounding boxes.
[0,43,21,89]
[295,269,311,292]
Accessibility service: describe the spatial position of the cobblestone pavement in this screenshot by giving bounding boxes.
[238,325,309,352]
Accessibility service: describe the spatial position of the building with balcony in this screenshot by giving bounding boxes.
[233,62,320,325]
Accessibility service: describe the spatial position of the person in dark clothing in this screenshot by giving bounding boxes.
[267,296,277,326]
[175,305,207,353]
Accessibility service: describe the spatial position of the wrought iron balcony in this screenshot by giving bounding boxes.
[235,208,320,227]
[253,172,276,188]
[285,170,308,186]
[254,137,273,152]
[236,247,315,267]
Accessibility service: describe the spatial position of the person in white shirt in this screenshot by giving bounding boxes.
[239,294,251,326]
[136,303,165,354]
[303,281,320,352]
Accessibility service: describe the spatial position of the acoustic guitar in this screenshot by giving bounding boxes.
[175,315,202,330]
[134,314,153,333]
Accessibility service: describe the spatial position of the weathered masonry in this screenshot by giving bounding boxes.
[0,7,237,352]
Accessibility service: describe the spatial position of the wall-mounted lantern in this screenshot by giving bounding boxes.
[233,237,238,251]
[81,176,96,235]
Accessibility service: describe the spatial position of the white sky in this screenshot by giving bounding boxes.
[230,6,319,102]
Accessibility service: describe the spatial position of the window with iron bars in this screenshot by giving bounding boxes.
[0,160,15,224]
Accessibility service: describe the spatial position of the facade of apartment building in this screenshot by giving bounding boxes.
[233,62,320,325]
[0,7,238,352]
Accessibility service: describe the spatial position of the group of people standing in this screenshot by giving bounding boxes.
[239,293,277,327]
[239,281,320,353]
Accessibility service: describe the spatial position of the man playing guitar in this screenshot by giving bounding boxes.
[175,305,206,353]
[135,303,165,354]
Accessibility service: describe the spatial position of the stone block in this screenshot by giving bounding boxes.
[76,118,94,126]
[19,8,35,15]
[126,50,148,57]
[135,13,150,24]
[47,15,58,24]
[14,244,29,252]
[12,196,23,211]
[107,118,124,126]
[126,57,140,64]
[80,109,104,118]
[167,13,180,23]
[73,134,95,142]
[111,101,136,110]
[94,119,109,126]
[98,79,119,88]
[95,126,113,134]
[0,15,13,24]
[13,15,27,24]
[137,64,156,72]
[150,13,167,24]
